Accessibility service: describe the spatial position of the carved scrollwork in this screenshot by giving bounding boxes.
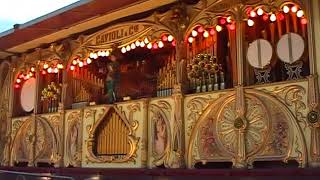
[149,100,172,167]
[266,85,307,129]
[66,111,82,167]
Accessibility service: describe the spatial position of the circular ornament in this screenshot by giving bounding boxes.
[247,39,273,69]
[307,111,319,124]
[20,78,36,112]
[277,32,305,64]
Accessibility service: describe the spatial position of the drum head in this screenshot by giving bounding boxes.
[277,32,304,64]
[20,77,36,112]
[247,39,273,69]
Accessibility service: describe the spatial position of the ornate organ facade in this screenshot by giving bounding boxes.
[0,0,320,169]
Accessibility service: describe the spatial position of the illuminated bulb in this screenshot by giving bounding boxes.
[144,37,149,44]
[19,74,24,79]
[14,84,20,89]
[47,67,53,73]
[54,68,59,73]
[97,51,102,56]
[25,74,30,80]
[100,51,105,57]
[216,25,222,32]
[105,51,110,56]
[209,29,215,35]
[167,35,174,42]
[92,53,98,59]
[29,72,33,77]
[191,30,198,37]
[228,24,236,30]
[188,37,194,43]
[162,35,168,42]
[153,43,158,49]
[301,18,308,25]
[250,11,257,18]
[126,45,131,51]
[247,19,255,26]
[219,18,226,25]
[197,26,204,33]
[263,14,269,21]
[135,40,140,47]
[89,52,95,58]
[203,31,209,38]
[283,5,290,13]
[72,60,77,65]
[291,6,298,13]
[226,16,232,23]
[297,10,304,18]
[257,8,264,16]
[171,40,176,47]
[147,43,152,49]
[31,67,35,72]
[16,79,21,83]
[43,63,49,69]
[70,65,75,71]
[57,64,64,69]
[78,61,84,67]
[86,58,92,64]
[121,47,126,53]
[158,41,164,48]
[131,43,136,49]
[41,70,46,75]
[270,14,276,22]
[140,41,145,47]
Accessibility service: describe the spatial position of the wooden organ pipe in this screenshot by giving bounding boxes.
[72,67,103,103]
[95,111,130,157]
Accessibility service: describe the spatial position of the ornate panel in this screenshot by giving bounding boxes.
[148,96,185,168]
[65,110,83,167]
[35,114,62,167]
[82,100,145,168]
[187,81,308,168]
[10,117,34,166]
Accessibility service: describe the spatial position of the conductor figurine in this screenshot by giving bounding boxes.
[104,51,120,104]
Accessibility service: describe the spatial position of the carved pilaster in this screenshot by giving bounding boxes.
[233,85,247,168]
[307,75,320,167]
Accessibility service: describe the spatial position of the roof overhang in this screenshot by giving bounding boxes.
[0,0,176,59]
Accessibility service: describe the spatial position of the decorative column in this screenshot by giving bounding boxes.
[233,8,247,168]
[306,0,320,167]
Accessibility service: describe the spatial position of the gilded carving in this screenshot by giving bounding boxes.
[66,111,82,167]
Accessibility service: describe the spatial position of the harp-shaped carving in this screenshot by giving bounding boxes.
[86,106,139,163]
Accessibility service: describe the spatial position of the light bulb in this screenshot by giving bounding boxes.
[291,6,298,13]
[144,37,149,44]
[31,67,35,72]
[216,25,222,32]
[16,79,21,83]
[147,43,152,49]
[135,40,140,47]
[54,68,59,73]
[105,51,110,56]
[47,67,53,73]
[78,61,84,67]
[203,31,209,38]
[257,8,264,16]
[283,6,290,13]
[89,52,95,58]
[131,43,136,49]
[188,37,194,43]
[158,41,164,48]
[70,65,75,71]
[191,30,198,37]
[297,10,304,18]
[126,45,131,51]
[140,41,145,47]
[250,11,257,18]
[270,14,276,22]
[101,51,106,57]
[121,47,126,53]
[247,19,255,26]
[167,35,174,42]
[43,63,49,69]
[86,58,92,64]
[226,16,232,23]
